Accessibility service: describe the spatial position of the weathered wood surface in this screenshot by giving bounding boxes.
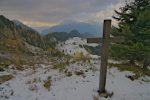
[99,20,111,93]
[87,37,124,43]
[87,19,124,94]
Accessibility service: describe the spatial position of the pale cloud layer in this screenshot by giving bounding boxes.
[0,0,125,27]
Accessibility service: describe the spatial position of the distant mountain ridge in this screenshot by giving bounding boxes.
[42,21,102,37]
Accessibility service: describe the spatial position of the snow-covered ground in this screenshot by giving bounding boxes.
[57,37,99,57]
[0,61,150,100]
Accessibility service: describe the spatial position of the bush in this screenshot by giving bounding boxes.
[75,70,84,76]
[0,60,12,67]
[43,76,51,91]
[79,45,83,48]
[109,63,150,80]
[49,49,65,57]
[73,42,76,45]
[74,52,85,61]
[0,67,5,72]
[53,58,73,70]
[83,45,101,56]
[0,75,14,84]
[53,62,66,70]
[66,71,72,77]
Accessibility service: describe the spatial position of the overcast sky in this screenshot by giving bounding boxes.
[0,0,125,27]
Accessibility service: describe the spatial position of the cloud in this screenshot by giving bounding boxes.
[0,0,124,27]
[95,2,124,26]
[19,19,58,27]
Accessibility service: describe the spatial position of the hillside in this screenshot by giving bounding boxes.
[0,15,31,55]
[57,37,100,57]
[0,15,57,66]
[0,15,98,66]
[0,15,56,51]
[13,20,35,31]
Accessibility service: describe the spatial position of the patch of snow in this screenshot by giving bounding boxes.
[57,37,100,59]
[0,61,150,100]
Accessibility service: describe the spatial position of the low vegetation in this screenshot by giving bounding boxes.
[53,62,67,70]
[43,76,51,91]
[74,52,91,63]
[53,55,76,71]
[53,60,72,71]
[0,75,14,84]
[93,95,99,100]
[47,48,65,57]
[74,70,84,76]
[0,59,12,67]
[66,71,72,77]
[83,45,101,56]
[109,63,150,80]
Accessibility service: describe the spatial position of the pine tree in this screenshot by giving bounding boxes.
[110,0,150,67]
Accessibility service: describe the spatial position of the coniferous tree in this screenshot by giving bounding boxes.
[110,0,150,67]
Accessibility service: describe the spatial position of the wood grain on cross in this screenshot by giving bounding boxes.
[87,19,124,94]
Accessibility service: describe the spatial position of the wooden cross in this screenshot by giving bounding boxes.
[87,19,124,94]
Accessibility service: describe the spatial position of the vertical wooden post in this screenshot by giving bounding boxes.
[87,19,124,95]
[99,20,111,93]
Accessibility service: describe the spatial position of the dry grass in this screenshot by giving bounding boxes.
[0,75,14,84]
[43,76,51,91]
[109,63,150,80]
[93,95,99,100]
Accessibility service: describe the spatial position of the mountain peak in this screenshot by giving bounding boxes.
[42,21,102,37]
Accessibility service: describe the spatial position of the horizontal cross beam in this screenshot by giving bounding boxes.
[87,38,102,43]
[87,37,124,43]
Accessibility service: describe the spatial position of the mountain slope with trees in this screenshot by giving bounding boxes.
[0,15,56,52]
[13,20,36,31]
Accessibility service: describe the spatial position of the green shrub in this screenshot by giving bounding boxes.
[53,62,66,70]
[0,75,14,84]
[74,52,85,61]
[83,45,101,56]
[109,63,150,80]
[0,60,12,67]
[0,67,5,72]
[73,42,76,45]
[70,60,76,64]
[79,45,83,48]
[53,59,73,70]
[66,71,72,77]
[43,76,51,91]
[75,70,85,76]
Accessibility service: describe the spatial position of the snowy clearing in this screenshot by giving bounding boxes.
[0,60,150,100]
